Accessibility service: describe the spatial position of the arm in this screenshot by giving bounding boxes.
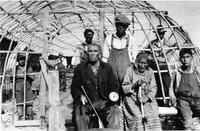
[27,67,35,80]
[70,65,82,101]
[73,47,81,66]
[108,65,119,94]
[128,36,138,63]
[146,68,157,101]
[195,66,200,81]
[102,37,110,63]
[169,71,177,106]
[122,67,135,94]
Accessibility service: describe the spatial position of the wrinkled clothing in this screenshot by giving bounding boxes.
[176,67,200,129]
[15,67,34,105]
[122,67,161,131]
[31,73,41,91]
[123,99,162,131]
[107,46,131,86]
[177,70,200,98]
[173,66,200,92]
[71,61,119,104]
[145,39,172,103]
[73,42,94,66]
[73,100,121,130]
[71,61,119,130]
[102,33,138,63]
[177,98,200,129]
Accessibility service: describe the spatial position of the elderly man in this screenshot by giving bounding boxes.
[71,43,120,130]
[73,29,95,66]
[102,14,138,88]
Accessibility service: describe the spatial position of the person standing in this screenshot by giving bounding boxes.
[102,14,138,88]
[145,25,172,102]
[71,43,120,130]
[73,29,95,66]
[169,48,200,130]
[15,54,35,120]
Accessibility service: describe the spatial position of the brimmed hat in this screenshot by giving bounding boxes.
[17,54,26,61]
[153,25,167,33]
[115,14,131,26]
[136,52,149,61]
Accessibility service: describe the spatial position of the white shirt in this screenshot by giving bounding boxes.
[72,43,89,66]
[102,33,138,63]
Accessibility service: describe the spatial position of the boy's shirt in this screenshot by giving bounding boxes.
[173,66,200,92]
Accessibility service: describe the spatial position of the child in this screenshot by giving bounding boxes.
[169,48,200,130]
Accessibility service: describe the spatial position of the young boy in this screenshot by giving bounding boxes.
[169,48,200,130]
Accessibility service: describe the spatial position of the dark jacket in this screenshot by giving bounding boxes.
[71,61,119,104]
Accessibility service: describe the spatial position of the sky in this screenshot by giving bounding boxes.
[149,1,200,47]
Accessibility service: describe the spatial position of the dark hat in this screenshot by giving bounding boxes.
[115,14,131,25]
[17,54,26,61]
[136,52,149,61]
[153,25,167,33]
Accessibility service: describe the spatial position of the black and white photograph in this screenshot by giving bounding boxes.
[1,0,200,131]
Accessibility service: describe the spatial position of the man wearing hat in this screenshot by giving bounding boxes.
[145,25,172,105]
[102,14,138,92]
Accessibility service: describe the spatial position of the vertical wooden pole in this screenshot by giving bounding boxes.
[42,8,50,58]
[40,8,50,129]
[48,70,62,131]
[99,1,105,48]
[39,72,46,129]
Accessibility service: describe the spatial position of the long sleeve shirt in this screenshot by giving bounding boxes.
[122,66,157,101]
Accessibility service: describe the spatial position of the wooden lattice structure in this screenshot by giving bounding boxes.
[1,0,200,130]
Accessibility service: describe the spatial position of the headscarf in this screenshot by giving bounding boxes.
[134,52,149,71]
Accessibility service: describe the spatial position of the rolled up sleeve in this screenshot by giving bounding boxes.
[122,67,135,94]
[102,37,110,63]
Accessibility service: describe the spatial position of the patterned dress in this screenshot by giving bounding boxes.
[122,66,162,131]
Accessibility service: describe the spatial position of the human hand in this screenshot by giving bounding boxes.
[169,89,176,106]
[136,79,146,86]
[80,95,87,105]
[139,96,149,103]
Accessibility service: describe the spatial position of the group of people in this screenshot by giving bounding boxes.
[70,14,200,131]
[8,13,200,130]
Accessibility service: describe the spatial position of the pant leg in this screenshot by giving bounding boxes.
[191,98,200,117]
[162,73,170,97]
[73,104,90,130]
[178,98,193,129]
[17,105,23,119]
[106,105,121,129]
[26,105,33,120]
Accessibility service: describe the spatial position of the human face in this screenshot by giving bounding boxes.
[116,23,128,37]
[137,58,148,73]
[18,59,25,67]
[158,32,165,40]
[85,32,94,44]
[88,45,100,63]
[180,53,193,67]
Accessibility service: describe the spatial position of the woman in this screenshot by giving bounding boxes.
[122,52,162,131]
